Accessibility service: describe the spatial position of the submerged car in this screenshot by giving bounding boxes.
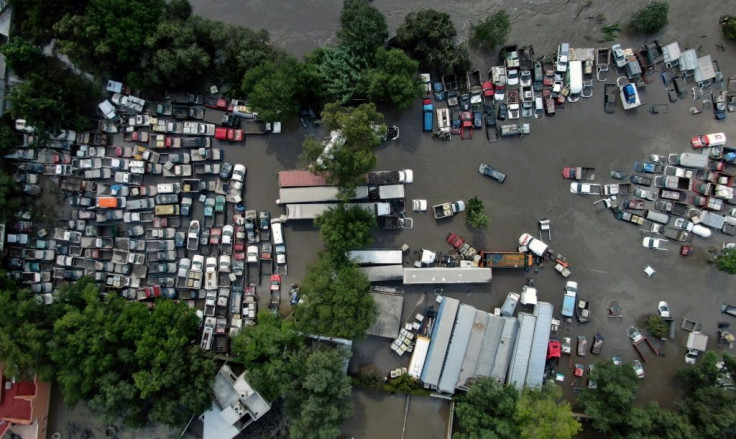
[478,163,506,184]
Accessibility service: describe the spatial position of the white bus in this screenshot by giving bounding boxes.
[567,61,582,102]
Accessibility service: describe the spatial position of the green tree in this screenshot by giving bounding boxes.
[242,57,304,123]
[722,16,736,41]
[394,9,470,73]
[466,196,490,230]
[338,0,387,60]
[165,0,192,20]
[294,253,376,339]
[0,37,46,77]
[0,283,63,380]
[7,64,100,134]
[646,314,669,338]
[284,345,353,439]
[54,0,166,77]
[470,11,511,49]
[0,170,24,219]
[516,382,581,439]
[361,48,423,109]
[628,403,696,439]
[578,360,639,436]
[304,45,367,105]
[230,311,303,401]
[628,2,669,34]
[132,300,217,427]
[135,17,212,92]
[0,119,23,155]
[715,248,736,274]
[301,102,385,191]
[454,377,519,439]
[314,203,377,260]
[8,0,88,45]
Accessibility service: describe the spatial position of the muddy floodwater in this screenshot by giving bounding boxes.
[46,1,736,438]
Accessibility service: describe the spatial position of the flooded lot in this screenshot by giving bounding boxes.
[45,1,736,437]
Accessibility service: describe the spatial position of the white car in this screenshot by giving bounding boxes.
[633,360,645,379]
[657,301,670,318]
[231,164,246,190]
[507,68,519,86]
[642,237,667,250]
[412,199,427,212]
[611,44,627,68]
[570,182,602,195]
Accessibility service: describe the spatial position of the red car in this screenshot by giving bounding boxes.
[144,285,161,298]
[691,132,726,148]
[205,97,228,111]
[215,127,245,142]
[547,340,561,360]
[54,153,71,164]
[481,80,494,98]
[270,274,281,292]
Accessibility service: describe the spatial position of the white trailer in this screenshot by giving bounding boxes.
[285,202,391,220]
[408,336,431,379]
[277,186,369,204]
[348,250,403,265]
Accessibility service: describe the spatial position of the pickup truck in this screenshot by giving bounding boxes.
[432,201,465,219]
[562,167,595,180]
[378,215,413,230]
[654,176,691,190]
[562,281,577,317]
[603,183,632,195]
[367,170,413,185]
[499,123,529,137]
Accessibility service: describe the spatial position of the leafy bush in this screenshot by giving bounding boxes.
[470,11,511,48]
[721,16,736,41]
[646,314,669,338]
[716,248,736,274]
[466,196,490,230]
[629,2,669,34]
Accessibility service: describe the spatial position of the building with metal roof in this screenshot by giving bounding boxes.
[438,304,475,393]
[506,312,537,389]
[403,267,492,284]
[525,302,554,388]
[490,316,520,383]
[421,296,459,389]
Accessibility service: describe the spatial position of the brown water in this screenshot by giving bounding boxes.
[47,2,736,438]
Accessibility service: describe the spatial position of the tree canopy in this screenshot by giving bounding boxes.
[454,377,519,439]
[516,383,581,439]
[722,16,736,42]
[466,196,490,230]
[338,0,388,60]
[284,345,353,439]
[242,57,305,123]
[361,48,423,109]
[470,11,511,49]
[394,9,470,73]
[54,0,167,77]
[628,2,669,34]
[7,0,88,45]
[578,360,639,436]
[314,203,377,259]
[301,102,385,191]
[230,311,303,401]
[715,248,736,274]
[0,171,24,220]
[294,253,376,340]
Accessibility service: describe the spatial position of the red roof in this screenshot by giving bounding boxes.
[0,368,34,423]
[278,170,328,188]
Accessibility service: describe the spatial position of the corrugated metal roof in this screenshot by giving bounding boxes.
[403,267,492,284]
[456,310,490,389]
[490,316,519,383]
[662,42,681,63]
[278,186,368,204]
[421,297,459,388]
[695,55,715,83]
[506,312,536,389]
[348,250,404,265]
[680,49,698,71]
[525,302,554,388]
[476,314,506,378]
[438,304,476,393]
[359,265,404,282]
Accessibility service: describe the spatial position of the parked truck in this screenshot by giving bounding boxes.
[479,252,534,269]
[432,201,466,219]
[603,183,632,195]
[685,332,708,364]
[655,176,692,190]
[669,153,710,169]
[562,167,596,180]
[562,281,578,317]
[366,170,413,185]
[243,119,269,134]
[499,123,530,137]
[378,215,413,230]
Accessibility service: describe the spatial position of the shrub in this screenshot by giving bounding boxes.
[646,314,669,339]
[629,2,669,34]
[721,16,736,41]
[470,11,511,48]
